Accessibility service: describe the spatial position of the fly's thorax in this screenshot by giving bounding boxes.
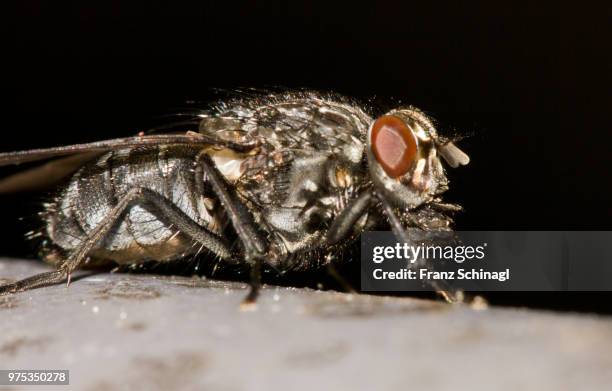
[234,143,368,269]
[262,157,373,271]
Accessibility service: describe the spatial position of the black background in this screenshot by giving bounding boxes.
[4,2,611,312]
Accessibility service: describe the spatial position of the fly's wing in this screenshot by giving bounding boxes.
[0,133,259,167]
[0,153,99,193]
[0,132,257,193]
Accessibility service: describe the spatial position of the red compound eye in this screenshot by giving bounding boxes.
[370,115,418,178]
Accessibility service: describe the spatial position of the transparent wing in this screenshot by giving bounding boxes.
[0,153,100,193]
[0,132,257,193]
[0,133,248,167]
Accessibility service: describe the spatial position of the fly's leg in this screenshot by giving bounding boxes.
[0,187,230,295]
[377,194,462,303]
[324,190,462,303]
[326,262,356,293]
[0,269,68,294]
[196,153,268,307]
[246,258,262,305]
[326,191,373,245]
[323,190,374,293]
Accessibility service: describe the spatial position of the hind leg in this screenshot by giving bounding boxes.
[0,269,68,294]
[0,187,230,295]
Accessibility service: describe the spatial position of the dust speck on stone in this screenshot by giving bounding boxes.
[123,322,147,332]
[158,275,216,289]
[0,335,53,357]
[306,293,447,318]
[88,352,207,391]
[157,275,244,291]
[285,341,349,368]
[95,280,161,300]
[0,295,21,310]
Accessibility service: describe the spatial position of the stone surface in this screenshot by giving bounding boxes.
[0,259,611,391]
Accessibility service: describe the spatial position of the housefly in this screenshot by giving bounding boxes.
[0,90,470,305]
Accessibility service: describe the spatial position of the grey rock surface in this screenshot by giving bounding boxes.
[0,259,611,391]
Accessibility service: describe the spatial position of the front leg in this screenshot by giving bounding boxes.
[377,194,462,303]
[324,190,462,303]
[195,153,269,307]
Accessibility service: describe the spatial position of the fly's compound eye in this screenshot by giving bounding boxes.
[370,115,417,178]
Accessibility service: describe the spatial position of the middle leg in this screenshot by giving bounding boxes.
[196,153,269,305]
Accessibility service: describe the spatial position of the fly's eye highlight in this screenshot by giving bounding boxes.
[370,115,417,178]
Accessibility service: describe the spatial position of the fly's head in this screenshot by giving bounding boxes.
[366,107,470,209]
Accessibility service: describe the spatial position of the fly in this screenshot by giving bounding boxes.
[0,90,470,306]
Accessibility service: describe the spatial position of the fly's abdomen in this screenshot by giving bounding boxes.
[45,146,220,264]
